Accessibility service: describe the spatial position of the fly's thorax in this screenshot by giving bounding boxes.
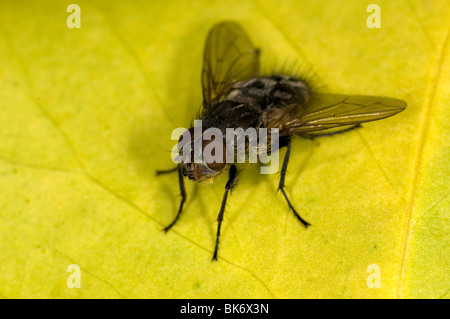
[201,100,263,132]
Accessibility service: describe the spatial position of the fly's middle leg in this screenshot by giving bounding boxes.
[278,139,310,228]
[212,164,238,261]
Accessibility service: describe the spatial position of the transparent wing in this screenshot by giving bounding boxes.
[202,21,260,110]
[265,93,407,135]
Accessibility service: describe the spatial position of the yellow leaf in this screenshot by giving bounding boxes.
[0,0,448,298]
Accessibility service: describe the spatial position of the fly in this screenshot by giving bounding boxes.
[157,21,406,261]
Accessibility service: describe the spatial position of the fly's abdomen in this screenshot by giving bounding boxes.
[202,75,311,132]
[225,75,311,111]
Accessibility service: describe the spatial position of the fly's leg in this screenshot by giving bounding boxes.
[163,165,186,232]
[278,139,310,228]
[310,124,362,138]
[212,165,238,261]
[156,167,178,176]
[317,124,361,137]
[298,124,362,141]
[297,133,316,141]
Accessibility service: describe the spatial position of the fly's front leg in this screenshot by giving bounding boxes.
[278,139,310,228]
[212,165,238,261]
[163,165,187,232]
[156,167,178,176]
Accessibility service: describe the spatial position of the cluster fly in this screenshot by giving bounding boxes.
[157,21,406,261]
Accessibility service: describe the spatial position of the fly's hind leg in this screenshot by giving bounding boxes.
[307,124,362,139]
[278,138,310,228]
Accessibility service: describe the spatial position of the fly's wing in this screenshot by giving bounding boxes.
[265,93,407,135]
[202,21,260,111]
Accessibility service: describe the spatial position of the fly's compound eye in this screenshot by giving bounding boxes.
[178,127,227,176]
[202,136,227,171]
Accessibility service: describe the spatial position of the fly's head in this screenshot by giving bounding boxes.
[178,127,227,182]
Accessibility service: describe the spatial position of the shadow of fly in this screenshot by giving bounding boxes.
[157,21,406,261]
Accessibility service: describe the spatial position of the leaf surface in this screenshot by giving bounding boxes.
[0,0,448,298]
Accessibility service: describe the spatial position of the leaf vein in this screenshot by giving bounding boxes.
[396,23,450,298]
